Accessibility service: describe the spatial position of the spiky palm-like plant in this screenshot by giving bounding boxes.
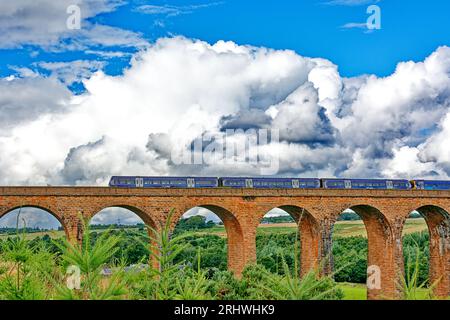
[253,221,343,300]
[50,215,127,300]
[0,207,54,300]
[398,244,438,300]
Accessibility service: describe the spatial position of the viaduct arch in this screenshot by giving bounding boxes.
[0,186,449,300]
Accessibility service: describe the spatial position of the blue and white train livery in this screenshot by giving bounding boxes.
[321,178,412,190]
[220,177,320,189]
[413,180,450,190]
[109,176,219,188]
[108,176,450,191]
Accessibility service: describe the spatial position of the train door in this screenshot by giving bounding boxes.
[386,180,394,189]
[135,177,144,187]
[187,178,195,188]
[292,179,300,188]
[344,180,352,189]
[245,179,254,188]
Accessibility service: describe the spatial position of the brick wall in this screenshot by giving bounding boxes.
[0,187,449,299]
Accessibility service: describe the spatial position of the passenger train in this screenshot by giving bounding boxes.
[108,176,450,190]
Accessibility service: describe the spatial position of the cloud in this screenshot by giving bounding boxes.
[90,207,144,225]
[0,0,146,50]
[38,60,106,85]
[1,38,450,225]
[0,76,72,131]
[135,2,224,17]
[341,22,368,29]
[0,208,62,229]
[0,38,449,194]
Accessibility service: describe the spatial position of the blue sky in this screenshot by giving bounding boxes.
[1,0,449,82]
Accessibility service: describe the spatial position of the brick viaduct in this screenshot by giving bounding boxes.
[0,186,449,300]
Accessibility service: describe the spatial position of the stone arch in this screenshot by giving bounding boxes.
[0,204,69,239]
[331,204,395,300]
[173,204,245,276]
[87,204,160,269]
[256,205,321,277]
[87,204,157,230]
[403,205,450,297]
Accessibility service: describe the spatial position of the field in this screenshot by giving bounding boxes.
[0,218,428,240]
[195,218,428,238]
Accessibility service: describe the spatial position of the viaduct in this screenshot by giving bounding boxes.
[0,186,449,300]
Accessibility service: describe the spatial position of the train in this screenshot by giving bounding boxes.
[108,176,450,190]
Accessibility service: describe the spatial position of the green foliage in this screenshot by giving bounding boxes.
[332,236,368,283]
[402,231,429,286]
[0,236,55,300]
[174,234,227,271]
[337,212,361,221]
[49,216,128,300]
[0,209,56,300]
[131,209,213,300]
[399,241,436,300]
[261,215,294,224]
[174,215,216,234]
[0,210,438,301]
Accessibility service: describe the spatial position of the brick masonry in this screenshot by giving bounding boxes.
[0,187,449,300]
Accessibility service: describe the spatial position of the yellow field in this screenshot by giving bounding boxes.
[195,218,427,238]
[0,218,428,240]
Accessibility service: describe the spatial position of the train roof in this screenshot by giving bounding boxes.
[110,176,219,179]
[321,178,410,181]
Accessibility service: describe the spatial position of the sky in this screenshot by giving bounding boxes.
[0,0,449,226]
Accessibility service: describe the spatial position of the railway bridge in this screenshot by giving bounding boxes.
[0,186,449,300]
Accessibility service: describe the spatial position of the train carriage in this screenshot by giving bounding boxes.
[321,178,411,190]
[109,176,450,191]
[220,177,321,189]
[109,176,219,188]
[412,180,450,190]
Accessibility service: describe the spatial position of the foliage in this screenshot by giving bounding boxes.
[174,215,216,234]
[332,236,368,283]
[261,215,294,224]
[399,241,436,300]
[0,209,56,300]
[0,210,439,300]
[49,216,128,300]
[337,212,361,221]
[402,231,429,286]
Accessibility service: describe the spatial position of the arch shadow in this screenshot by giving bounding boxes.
[257,205,321,277]
[175,204,245,275]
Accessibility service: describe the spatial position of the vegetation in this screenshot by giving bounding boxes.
[0,212,439,300]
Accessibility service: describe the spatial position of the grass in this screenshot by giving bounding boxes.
[338,283,367,300]
[338,282,432,300]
